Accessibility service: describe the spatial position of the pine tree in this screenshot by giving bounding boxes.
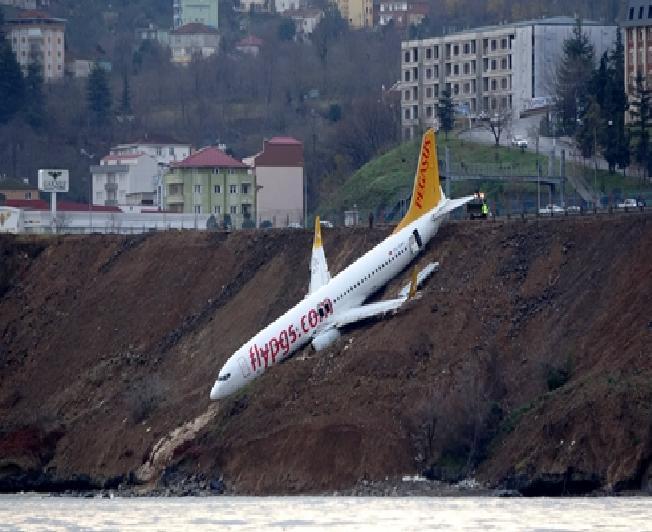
[437,88,454,139]
[0,43,25,125]
[120,72,132,116]
[23,60,45,128]
[87,62,112,127]
[603,30,629,172]
[629,72,652,177]
[555,18,595,135]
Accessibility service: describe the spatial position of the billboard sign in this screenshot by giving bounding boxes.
[38,169,69,193]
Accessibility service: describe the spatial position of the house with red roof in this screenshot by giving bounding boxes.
[164,147,255,229]
[244,136,304,228]
[235,35,264,57]
[170,22,220,64]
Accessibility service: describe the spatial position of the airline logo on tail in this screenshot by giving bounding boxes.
[394,128,442,233]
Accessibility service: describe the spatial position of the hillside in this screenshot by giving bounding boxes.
[1,214,650,495]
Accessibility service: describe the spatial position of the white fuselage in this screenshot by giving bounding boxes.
[210,204,447,399]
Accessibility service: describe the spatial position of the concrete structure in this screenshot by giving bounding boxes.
[91,153,159,208]
[135,24,170,46]
[68,59,111,78]
[5,10,65,81]
[173,0,218,30]
[245,137,304,228]
[377,0,428,29]
[236,0,270,13]
[623,1,652,119]
[336,0,372,28]
[169,23,220,64]
[400,17,617,139]
[0,179,39,201]
[164,147,255,229]
[285,9,322,40]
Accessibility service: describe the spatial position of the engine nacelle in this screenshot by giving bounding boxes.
[312,328,341,351]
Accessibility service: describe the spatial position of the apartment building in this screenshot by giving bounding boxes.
[336,0,372,29]
[164,147,255,229]
[401,17,617,139]
[0,1,50,9]
[5,10,65,81]
[377,0,429,29]
[173,0,218,30]
[623,1,652,114]
[90,153,159,208]
[169,23,220,64]
[244,137,304,228]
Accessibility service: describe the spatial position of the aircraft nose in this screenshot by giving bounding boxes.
[210,381,222,400]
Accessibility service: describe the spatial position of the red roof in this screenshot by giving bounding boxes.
[172,147,247,169]
[5,199,120,212]
[237,35,264,47]
[268,136,302,145]
[171,23,219,35]
[5,199,49,210]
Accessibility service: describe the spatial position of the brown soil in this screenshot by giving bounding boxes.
[0,215,651,495]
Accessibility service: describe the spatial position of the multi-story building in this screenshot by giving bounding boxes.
[275,0,305,14]
[400,17,617,139]
[173,0,218,30]
[377,0,428,29]
[90,153,159,208]
[0,179,39,202]
[5,10,65,81]
[108,136,192,208]
[169,23,220,64]
[336,0,372,29]
[623,1,652,117]
[244,137,304,228]
[285,9,323,40]
[0,1,50,9]
[164,147,255,228]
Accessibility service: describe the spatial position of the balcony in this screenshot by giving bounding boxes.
[167,193,184,205]
[166,173,184,185]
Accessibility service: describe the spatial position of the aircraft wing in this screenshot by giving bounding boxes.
[435,195,476,218]
[333,297,407,328]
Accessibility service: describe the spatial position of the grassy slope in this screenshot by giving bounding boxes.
[322,137,652,217]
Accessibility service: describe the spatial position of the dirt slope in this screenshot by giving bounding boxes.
[0,215,650,494]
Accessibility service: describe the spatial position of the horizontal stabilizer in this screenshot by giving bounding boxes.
[334,298,407,328]
[434,196,476,219]
[398,262,440,298]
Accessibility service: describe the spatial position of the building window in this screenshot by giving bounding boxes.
[214,205,221,214]
[404,70,410,82]
[156,147,162,156]
[425,47,432,60]
[426,68,432,79]
[426,106,432,118]
[491,39,497,51]
[501,38,507,49]
[194,205,201,214]
[404,108,410,120]
[501,78,508,89]
[241,183,250,194]
[24,192,32,199]
[404,51,410,63]
[640,6,644,19]
[194,185,201,193]
[434,46,439,59]
[228,169,236,174]
[404,89,410,101]
[214,185,221,194]
[453,44,459,56]
[229,184,238,194]
[169,147,175,155]
[453,64,459,75]
[426,86,433,98]
[501,58,507,70]
[491,79,497,91]
[230,205,237,214]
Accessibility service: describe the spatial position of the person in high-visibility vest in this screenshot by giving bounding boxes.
[481,202,489,217]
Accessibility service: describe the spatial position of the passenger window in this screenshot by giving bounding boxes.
[217,373,231,381]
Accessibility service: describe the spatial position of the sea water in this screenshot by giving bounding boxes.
[0,495,649,531]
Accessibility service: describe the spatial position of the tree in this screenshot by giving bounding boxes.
[120,72,132,115]
[0,40,25,126]
[629,72,652,177]
[482,107,511,147]
[23,60,45,128]
[602,30,629,172]
[278,18,296,42]
[554,18,595,135]
[87,62,112,127]
[312,4,346,67]
[437,88,454,139]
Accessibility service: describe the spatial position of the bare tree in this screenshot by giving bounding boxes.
[481,107,512,147]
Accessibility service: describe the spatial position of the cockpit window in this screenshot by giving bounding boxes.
[217,373,231,381]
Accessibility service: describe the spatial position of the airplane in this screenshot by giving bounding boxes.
[210,128,474,400]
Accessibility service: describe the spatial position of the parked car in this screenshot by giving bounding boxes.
[511,136,528,148]
[320,220,334,228]
[566,205,581,214]
[288,222,302,229]
[539,204,565,215]
[616,198,641,209]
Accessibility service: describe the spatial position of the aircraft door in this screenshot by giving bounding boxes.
[238,357,251,378]
[409,229,423,254]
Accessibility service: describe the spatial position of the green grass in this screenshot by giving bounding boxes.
[320,137,549,216]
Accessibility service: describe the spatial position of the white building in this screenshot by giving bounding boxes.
[275,0,305,14]
[92,137,192,209]
[173,0,218,30]
[401,17,617,139]
[0,1,50,9]
[169,23,220,64]
[285,9,323,40]
[5,10,65,81]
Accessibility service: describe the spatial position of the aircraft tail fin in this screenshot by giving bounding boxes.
[393,128,443,234]
[309,216,331,294]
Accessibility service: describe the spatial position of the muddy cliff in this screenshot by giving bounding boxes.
[0,215,650,495]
